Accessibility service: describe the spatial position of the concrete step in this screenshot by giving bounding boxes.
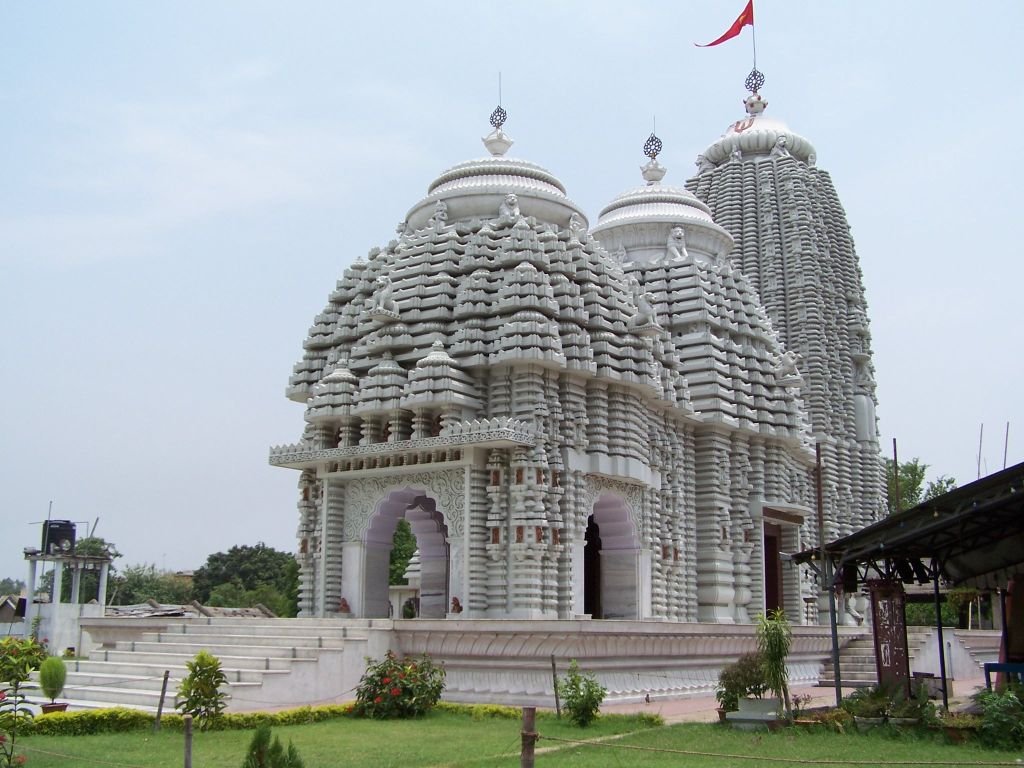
[112,641,320,659]
[93,649,315,672]
[139,631,347,649]
[150,622,372,640]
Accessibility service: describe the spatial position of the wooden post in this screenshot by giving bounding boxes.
[520,706,536,768]
[183,714,193,768]
[154,670,170,732]
[551,655,561,719]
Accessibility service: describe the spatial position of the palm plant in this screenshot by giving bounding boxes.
[756,608,792,718]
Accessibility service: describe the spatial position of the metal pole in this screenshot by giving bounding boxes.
[932,567,949,711]
[183,714,193,768]
[816,443,842,705]
[154,670,170,732]
[520,707,536,768]
[551,655,561,719]
[892,438,900,514]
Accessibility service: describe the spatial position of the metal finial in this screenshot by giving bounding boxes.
[744,68,765,93]
[490,105,507,129]
[643,132,663,160]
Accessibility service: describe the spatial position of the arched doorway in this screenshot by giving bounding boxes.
[581,494,647,620]
[362,490,449,618]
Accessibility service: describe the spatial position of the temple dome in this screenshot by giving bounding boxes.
[699,92,816,167]
[405,129,586,230]
[591,160,733,265]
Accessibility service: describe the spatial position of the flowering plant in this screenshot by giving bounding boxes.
[0,638,43,768]
[353,651,445,719]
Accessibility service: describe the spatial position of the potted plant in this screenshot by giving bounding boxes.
[716,652,767,721]
[756,609,792,719]
[888,684,934,728]
[939,710,981,744]
[841,685,890,731]
[38,655,68,714]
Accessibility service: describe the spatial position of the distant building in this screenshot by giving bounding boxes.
[272,88,881,624]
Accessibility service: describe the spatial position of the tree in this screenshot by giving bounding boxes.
[885,458,957,515]
[389,519,416,586]
[0,578,25,595]
[108,564,194,606]
[192,543,298,617]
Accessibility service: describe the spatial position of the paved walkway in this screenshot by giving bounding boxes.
[600,678,987,724]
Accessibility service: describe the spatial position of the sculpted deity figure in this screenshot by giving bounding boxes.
[429,200,449,228]
[775,349,801,377]
[613,244,627,263]
[666,226,689,262]
[695,153,714,174]
[730,143,743,163]
[568,212,587,242]
[771,135,791,158]
[498,193,521,224]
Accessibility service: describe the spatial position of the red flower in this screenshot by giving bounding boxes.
[374,695,383,704]
[0,690,7,701]
[382,677,391,684]
[398,673,405,679]
[391,688,401,696]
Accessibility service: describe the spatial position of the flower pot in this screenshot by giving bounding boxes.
[717,707,728,723]
[40,702,68,714]
[853,716,885,732]
[888,717,920,728]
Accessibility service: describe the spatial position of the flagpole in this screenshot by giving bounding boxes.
[751,14,758,72]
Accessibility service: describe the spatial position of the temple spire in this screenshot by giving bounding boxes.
[483,87,513,156]
[641,129,666,185]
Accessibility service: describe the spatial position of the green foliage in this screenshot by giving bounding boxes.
[353,651,445,719]
[755,609,792,714]
[193,543,299,617]
[242,724,304,768]
[38,657,67,703]
[0,683,34,768]
[109,564,194,606]
[885,458,957,515]
[176,650,228,730]
[557,659,606,727]
[715,652,767,711]
[972,686,1024,750]
[904,600,957,627]
[389,519,416,586]
[0,579,24,596]
[841,684,895,718]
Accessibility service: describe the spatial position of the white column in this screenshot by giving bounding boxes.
[70,564,82,604]
[97,562,110,610]
[23,559,38,638]
[570,540,585,617]
[53,559,65,604]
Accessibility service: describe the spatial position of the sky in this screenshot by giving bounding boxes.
[2,1,1022,582]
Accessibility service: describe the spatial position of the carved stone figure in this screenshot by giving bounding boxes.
[568,212,586,242]
[666,226,689,262]
[730,144,743,163]
[371,275,398,315]
[629,278,659,327]
[498,193,521,224]
[771,135,791,158]
[429,200,449,228]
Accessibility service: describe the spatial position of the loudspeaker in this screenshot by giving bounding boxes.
[15,598,26,618]
[42,520,76,555]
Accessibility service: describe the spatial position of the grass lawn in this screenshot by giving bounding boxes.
[17,714,1019,768]
[16,710,654,768]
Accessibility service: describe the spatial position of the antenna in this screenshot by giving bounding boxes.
[498,71,502,107]
[977,423,984,479]
[1004,422,1010,470]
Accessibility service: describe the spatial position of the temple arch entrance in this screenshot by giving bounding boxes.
[581,494,648,620]
[360,489,449,619]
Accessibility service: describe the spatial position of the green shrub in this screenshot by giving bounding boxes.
[353,651,445,719]
[715,652,767,712]
[0,638,47,687]
[973,686,1024,750]
[176,650,228,730]
[756,609,792,715]
[557,660,606,727]
[39,656,67,703]
[242,724,304,768]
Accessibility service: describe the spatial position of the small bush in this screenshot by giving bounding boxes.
[973,686,1024,750]
[716,652,767,712]
[39,656,67,702]
[242,724,304,768]
[353,651,445,719]
[557,660,606,727]
[176,650,228,730]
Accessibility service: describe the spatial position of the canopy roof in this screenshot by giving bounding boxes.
[794,461,1024,590]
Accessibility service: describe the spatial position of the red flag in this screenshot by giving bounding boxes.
[696,0,754,47]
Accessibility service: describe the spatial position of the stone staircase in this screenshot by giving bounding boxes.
[26,617,388,712]
[818,627,933,688]
[953,629,1002,672]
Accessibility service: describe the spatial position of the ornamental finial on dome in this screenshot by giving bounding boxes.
[744,67,765,94]
[483,73,514,156]
[641,131,667,185]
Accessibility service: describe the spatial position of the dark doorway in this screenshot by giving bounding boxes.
[764,522,783,613]
[584,515,602,618]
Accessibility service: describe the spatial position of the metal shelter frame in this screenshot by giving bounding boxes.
[794,461,1024,710]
